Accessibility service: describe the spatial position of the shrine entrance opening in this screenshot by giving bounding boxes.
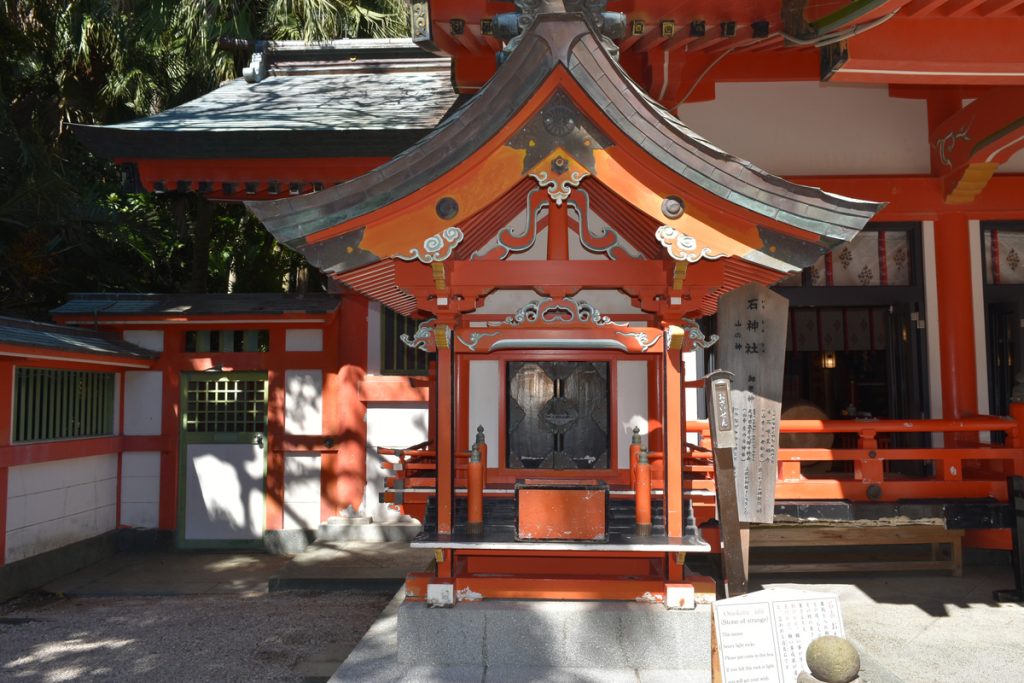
[507,360,610,471]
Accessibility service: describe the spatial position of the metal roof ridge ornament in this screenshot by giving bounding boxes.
[395,226,464,263]
[655,225,727,263]
[496,0,626,64]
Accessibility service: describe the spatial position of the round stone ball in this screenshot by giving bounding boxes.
[805,635,861,683]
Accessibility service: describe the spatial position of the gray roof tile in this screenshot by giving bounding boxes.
[0,317,157,360]
[52,293,340,317]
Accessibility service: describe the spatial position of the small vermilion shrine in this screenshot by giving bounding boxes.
[246,1,883,602]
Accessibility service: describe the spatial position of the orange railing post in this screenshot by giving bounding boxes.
[855,428,884,489]
[467,443,484,536]
[475,425,488,487]
[629,426,641,489]
[635,448,652,536]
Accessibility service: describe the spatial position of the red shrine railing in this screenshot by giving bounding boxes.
[379,408,1024,545]
[684,415,1024,502]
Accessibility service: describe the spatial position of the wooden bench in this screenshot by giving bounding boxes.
[749,524,964,576]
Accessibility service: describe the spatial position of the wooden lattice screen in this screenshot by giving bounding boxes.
[183,376,267,433]
[13,368,116,443]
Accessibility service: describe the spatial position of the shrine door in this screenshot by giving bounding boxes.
[179,372,268,547]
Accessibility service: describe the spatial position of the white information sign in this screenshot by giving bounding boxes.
[713,588,845,683]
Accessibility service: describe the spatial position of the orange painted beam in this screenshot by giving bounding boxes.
[931,87,1024,203]
[829,17,1024,85]
[785,174,1024,218]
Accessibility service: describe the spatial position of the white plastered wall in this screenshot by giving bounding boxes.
[968,220,990,426]
[284,453,322,530]
[284,370,323,435]
[365,403,429,522]
[120,451,160,528]
[5,454,118,563]
[123,371,162,436]
[677,82,929,175]
[922,221,944,447]
[468,361,501,468]
[616,360,648,469]
[122,330,164,352]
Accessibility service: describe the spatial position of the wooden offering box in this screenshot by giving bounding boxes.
[515,479,609,542]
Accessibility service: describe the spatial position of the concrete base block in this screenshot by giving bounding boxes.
[263,529,314,554]
[397,600,711,671]
[317,520,423,542]
[0,531,117,603]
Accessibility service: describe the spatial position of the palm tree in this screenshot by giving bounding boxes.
[1,1,408,314]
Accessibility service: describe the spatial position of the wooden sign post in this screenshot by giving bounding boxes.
[715,283,790,524]
[705,370,747,598]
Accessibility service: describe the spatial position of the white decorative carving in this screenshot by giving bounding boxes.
[935,125,970,169]
[530,170,589,206]
[456,331,499,351]
[616,330,660,352]
[396,227,464,263]
[681,317,719,349]
[400,318,437,352]
[490,296,627,327]
[655,225,726,263]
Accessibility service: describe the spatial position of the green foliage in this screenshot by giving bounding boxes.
[0,0,404,318]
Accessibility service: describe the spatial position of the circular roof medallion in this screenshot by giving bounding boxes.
[661,195,685,220]
[435,196,459,220]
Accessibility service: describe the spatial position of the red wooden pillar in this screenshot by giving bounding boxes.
[664,335,684,538]
[266,347,286,531]
[0,360,11,566]
[436,324,454,534]
[320,311,341,522]
[934,213,978,467]
[159,329,182,529]
[323,295,368,515]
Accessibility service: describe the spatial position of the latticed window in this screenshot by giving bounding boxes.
[183,376,267,433]
[184,329,269,353]
[13,368,115,443]
[381,307,432,376]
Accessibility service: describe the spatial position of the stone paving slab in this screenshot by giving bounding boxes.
[44,551,291,596]
[269,540,435,592]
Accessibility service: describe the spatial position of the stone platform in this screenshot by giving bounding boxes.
[333,595,712,682]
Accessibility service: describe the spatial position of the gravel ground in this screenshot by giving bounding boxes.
[0,589,394,682]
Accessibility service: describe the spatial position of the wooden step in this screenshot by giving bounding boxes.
[749,524,964,576]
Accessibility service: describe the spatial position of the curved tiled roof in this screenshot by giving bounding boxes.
[248,12,883,277]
